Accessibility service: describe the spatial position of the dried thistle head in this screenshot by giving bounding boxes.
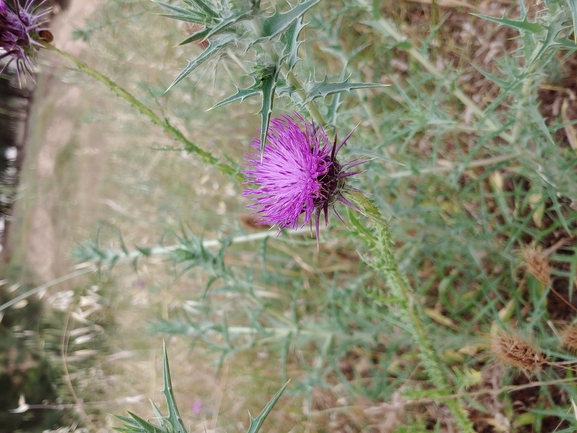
[522,246,551,287]
[560,324,577,352]
[491,333,547,373]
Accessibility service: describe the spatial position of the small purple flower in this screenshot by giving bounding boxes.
[192,400,202,415]
[0,0,51,84]
[243,113,363,241]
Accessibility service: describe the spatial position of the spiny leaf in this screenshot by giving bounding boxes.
[185,0,220,19]
[166,36,234,92]
[554,35,577,49]
[125,412,165,433]
[247,380,290,433]
[303,77,386,103]
[527,104,555,145]
[161,342,187,433]
[149,401,165,427]
[258,65,280,156]
[568,0,577,41]
[178,27,210,46]
[154,1,197,17]
[470,63,523,120]
[204,10,252,40]
[210,65,279,153]
[527,19,569,67]
[258,0,320,40]
[327,68,348,127]
[209,84,260,110]
[345,191,389,227]
[160,12,205,24]
[113,414,142,432]
[470,63,511,89]
[280,16,305,71]
[472,13,544,34]
[154,1,212,24]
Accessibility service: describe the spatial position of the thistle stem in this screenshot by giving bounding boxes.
[356,201,474,432]
[77,227,319,266]
[43,43,243,183]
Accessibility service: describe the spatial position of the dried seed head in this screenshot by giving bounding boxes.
[491,333,547,372]
[523,247,551,287]
[561,324,577,352]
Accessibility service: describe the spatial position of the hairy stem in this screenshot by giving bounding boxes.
[357,205,474,432]
[44,44,243,183]
[75,227,318,266]
[510,65,539,146]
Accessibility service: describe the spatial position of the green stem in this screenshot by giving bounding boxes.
[510,72,535,145]
[374,224,474,432]
[44,44,243,183]
[78,227,318,266]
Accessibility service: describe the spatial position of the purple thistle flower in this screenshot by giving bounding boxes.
[243,113,364,242]
[0,0,51,85]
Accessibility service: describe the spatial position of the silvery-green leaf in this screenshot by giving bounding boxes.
[154,1,212,24]
[554,35,577,49]
[527,20,569,67]
[185,0,220,19]
[280,17,305,70]
[258,65,279,156]
[114,415,142,432]
[472,13,544,34]
[246,381,290,433]
[161,343,187,433]
[160,12,206,24]
[345,191,389,227]
[124,412,165,433]
[178,27,210,45]
[204,10,252,40]
[166,36,235,92]
[209,85,260,110]
[258,0,320,40]
[568,0,577,41]
[154,1,195,16]
[210,65,279,156]
[304,77,385,103]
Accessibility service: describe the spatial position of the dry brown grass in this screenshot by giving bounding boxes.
[522,246,552,287]
[560,324,577,353]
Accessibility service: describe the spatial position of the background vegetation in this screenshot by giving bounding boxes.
[2,0,577,431]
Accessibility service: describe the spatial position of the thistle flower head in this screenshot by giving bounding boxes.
[243,113,363,241]
[0,0,51,84]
